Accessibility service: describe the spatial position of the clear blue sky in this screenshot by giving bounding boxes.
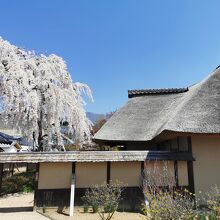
[1,0,220,114]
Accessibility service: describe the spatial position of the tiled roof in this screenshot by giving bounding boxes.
[128,88,188,98]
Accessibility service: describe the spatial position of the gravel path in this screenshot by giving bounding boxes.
[0,212,49,220]
[0,192,49,220]
[0,192,34,208]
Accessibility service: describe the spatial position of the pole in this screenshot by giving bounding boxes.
[69,174,75,216]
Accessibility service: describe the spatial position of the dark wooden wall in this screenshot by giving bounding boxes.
[35,187,144,211]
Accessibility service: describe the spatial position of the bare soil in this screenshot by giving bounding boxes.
[0,192,48,220]
[0,212,49,220]
[40,207,146,220]
[0,192,146,220]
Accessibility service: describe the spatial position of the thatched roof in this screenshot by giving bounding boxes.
[94,68,220,142]
[0,151,194,163]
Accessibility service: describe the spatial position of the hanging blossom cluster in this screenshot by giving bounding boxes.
[0,37,93,151]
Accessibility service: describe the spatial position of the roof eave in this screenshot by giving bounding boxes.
[0,151,195,163]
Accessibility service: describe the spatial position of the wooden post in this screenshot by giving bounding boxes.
[11,163,14,176]
[34,163,39,209]
[141,161,149,206]
[107,162,111,184]
[141,161,145,190]
[187,136,195,194]
[141,161,144,176]
[174,160,179,188]
[0,163,3,193]
[26,163,29,172]
[70,162,76,216]
[69,174,75,216]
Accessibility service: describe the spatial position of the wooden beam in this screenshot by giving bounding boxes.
[70,162,76,217]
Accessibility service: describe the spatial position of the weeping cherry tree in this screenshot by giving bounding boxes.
[0,38,93,151]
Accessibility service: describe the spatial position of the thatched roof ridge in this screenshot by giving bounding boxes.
[128,88,188,98]
[94,68,220,142]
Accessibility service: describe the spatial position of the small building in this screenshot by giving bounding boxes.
[0,131,31,152]
[0,132,31,176]
[0,143,21,153]
[0,151,174,211]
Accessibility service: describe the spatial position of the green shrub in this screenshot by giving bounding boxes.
[1,171,35,195]
[208,213,218,220]
[23,185,34,193]
[198,214,206,220]
[83,205,89,213]
[92,204,99,213]
[64,144,80,151]
[43,205,46,213]
[104,204,115,213]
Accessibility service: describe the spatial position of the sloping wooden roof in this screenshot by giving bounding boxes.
[94,68,220,142]
[0,151,194,163]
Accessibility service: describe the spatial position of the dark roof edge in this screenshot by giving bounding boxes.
[128,87,189,98]
[94,131,220,143]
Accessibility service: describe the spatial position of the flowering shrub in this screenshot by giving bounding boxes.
[142,161,220,219]
[205,186,220,217]
[142,161,176,196]
[142,189,197,220]
[82,181,123,220]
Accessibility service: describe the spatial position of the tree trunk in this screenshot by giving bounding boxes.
[37,109,43,151]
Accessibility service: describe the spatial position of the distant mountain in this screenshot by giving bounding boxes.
[86,112,106,124]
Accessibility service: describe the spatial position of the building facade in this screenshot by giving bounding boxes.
[94,67,220,196]
[0,68,220,213]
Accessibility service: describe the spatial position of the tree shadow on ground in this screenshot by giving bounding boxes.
[0,207,33,213]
